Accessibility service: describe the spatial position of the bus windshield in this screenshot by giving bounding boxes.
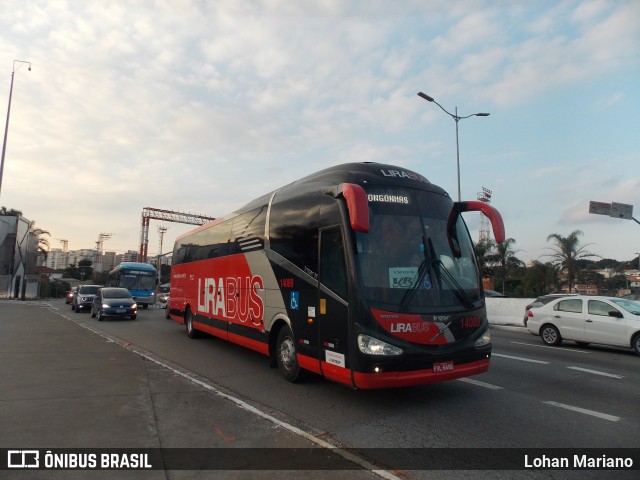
[355,187,480,311]
[119,272,156,291]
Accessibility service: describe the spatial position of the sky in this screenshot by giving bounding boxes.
[0,0,638,264]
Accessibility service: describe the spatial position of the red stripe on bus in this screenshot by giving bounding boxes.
[296,353,322,375]
[228,331,270,356]
[352,358,490,389]
[320,361,354,387]
[194,322,227,340]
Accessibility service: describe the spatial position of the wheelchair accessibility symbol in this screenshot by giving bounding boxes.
[290,291,299,310]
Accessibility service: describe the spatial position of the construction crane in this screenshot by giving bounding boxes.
[96,233,113,255]
[56,238,68,253]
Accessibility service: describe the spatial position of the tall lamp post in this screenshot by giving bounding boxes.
[0,60,32,198]
[417,92,489,202]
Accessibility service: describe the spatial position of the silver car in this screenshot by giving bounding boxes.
[72,284,102,313]
[526,295,640,355]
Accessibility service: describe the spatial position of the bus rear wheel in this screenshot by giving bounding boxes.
[276,325,303,383]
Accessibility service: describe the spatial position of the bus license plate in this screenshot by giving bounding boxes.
[433,361,454,373]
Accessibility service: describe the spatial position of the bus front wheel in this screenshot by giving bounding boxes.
[276,325,303,383]
[185,310,200,339]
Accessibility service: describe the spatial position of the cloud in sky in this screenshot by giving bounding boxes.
[0,0,638,261]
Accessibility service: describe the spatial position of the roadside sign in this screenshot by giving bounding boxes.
[589,201,611,216]
[610,202,633,220]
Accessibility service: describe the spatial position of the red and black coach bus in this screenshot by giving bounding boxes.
[168,162,504,389]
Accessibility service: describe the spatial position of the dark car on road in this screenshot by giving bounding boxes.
[65,286,77,304]
[72,284,102,313]
[91,287,137,321]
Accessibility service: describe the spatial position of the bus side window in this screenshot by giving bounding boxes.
[320,227,347,299]
[269,198,318,272]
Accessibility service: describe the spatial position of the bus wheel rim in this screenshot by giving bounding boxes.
[279,337,295,370]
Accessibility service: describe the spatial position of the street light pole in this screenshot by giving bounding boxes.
[417,92,489,202]
[0,60,31,198]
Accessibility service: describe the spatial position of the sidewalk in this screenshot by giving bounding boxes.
[0,301,383,480]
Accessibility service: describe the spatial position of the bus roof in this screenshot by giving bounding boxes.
[175,162,448,242]
[111,262,157,272]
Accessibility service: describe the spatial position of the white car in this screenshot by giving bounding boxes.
[526,295,640,355]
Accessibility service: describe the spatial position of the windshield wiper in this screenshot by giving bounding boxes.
[433,257,474,309]
[400,236,475,311]
[400,235,431,311]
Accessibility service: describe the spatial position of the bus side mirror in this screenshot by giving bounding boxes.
[324,183,369,233]
[454,200,505,244]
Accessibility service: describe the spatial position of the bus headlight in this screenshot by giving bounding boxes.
[475,329,491,347]
[357,334,403,356]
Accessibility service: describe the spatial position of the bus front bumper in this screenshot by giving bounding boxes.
[352,357,490,389]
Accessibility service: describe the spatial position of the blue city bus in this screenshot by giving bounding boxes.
[107,262,157,308]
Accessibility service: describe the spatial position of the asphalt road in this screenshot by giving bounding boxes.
[3,299,639,479]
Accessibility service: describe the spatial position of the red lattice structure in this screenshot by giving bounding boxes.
[139,207,215,262]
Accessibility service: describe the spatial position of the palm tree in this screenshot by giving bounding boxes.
[29,221,51,261]
[485,237,525,294]
[0,206,22,216]
[523,260,558,296]
[473,238,494,279]
[545,230,600,292]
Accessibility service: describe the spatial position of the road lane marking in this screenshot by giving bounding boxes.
[543,401,620,422]
[567,366,623,379]
[457,378,503,390]
[492,353,549,364]
[509,341,591,353]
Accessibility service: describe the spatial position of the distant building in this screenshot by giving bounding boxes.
[573,284,599,295]
[42,248,68,270]
[595,268,616,279]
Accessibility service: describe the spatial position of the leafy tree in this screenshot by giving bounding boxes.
[473,239,494,279]
[63,260,94,280]
[63,263,81,280]
[576,270,603,287]
[594,258,622,269]
[78,259,94,281]
[485,238,525,295]
[523,261,558,297]
[545,230,600,292]
[0,206,22,215]
[29,221,50,261]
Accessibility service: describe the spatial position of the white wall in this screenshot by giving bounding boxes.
[485,297,535,326]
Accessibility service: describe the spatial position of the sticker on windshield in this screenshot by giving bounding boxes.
[389,267,418,289]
